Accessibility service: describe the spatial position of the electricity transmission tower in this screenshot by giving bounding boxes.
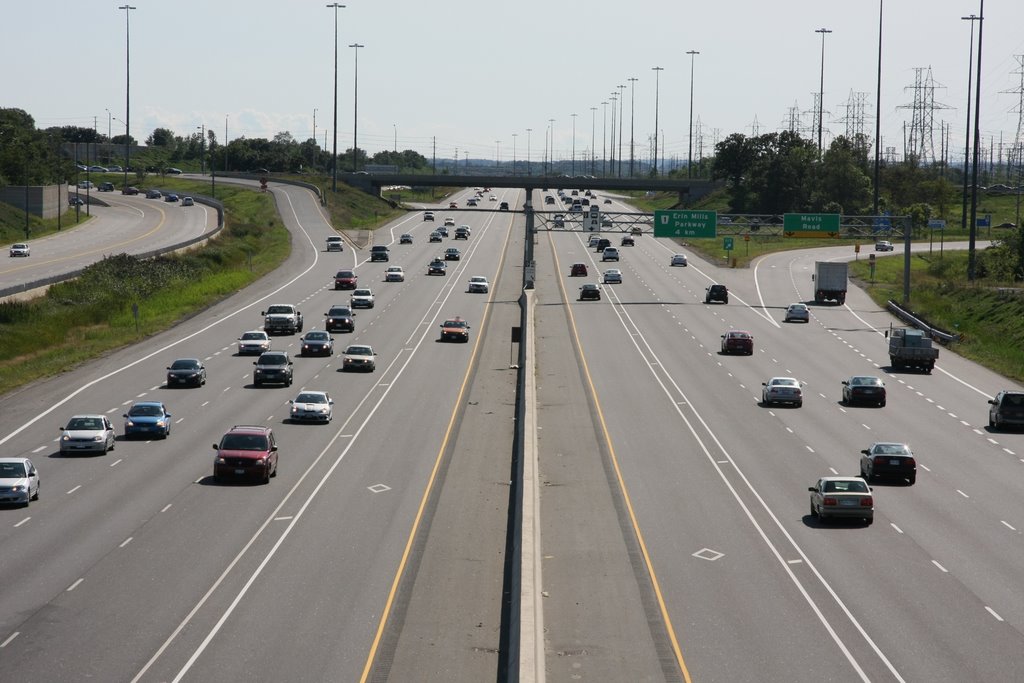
[898,66,951,165]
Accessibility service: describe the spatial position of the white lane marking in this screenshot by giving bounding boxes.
[829,467,839,475]
[0,632,19,648]
[109,459,123,467]
[14,518,30,528]
[787,559,803,564]
[67,485,81,495]
[120,537,133,548]
[956,490,969,498]
[1001,521,1017,531]
[67,578,84,591]
[32,445,47,453]
[890,524,904,534]
[919,464,931,472]
[201,401,210,407]
[932,560,948,573]
[161,504,172,513]
[986,606,1004,622]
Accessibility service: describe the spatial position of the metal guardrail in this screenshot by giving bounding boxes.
[886,299,961,344]
[0,193,225,301]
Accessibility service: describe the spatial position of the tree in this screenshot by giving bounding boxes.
[815,136,872,214]
[147,128,176,147]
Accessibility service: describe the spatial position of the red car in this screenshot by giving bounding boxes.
[720,330,753,355]
[570,263,588,277]
[334,270,357,290]
[212,425,278,484]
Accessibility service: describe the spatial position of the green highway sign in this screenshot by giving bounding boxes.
[723,237,734,251]
[654,210,717,238]
[783,213,841,234]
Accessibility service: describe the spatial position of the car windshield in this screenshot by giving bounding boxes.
[825,480,869,493]
[305,332,329,341]
[1003,394,1024,406]
[67,417,103,430]
[772,379,798,387]
[295,393,327,404]
[471,278,486,283]
[128,404,164,417]
[0,462,28,478]
[220,434,269,451]
[874,443,910,455]
[260,354,288,365]
[337,271,355,278]
[266,306,291,314]
[851,377,881,386]
[353,289,371,296]
[241,332,266,341]
[346,346,372,355]
[328,307,352,316]
[445,320,468,328]
[730,332,750,339]
[171,359,200,369]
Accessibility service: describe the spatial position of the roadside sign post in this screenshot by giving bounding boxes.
[653,210,717,239]
[868,253,876,283]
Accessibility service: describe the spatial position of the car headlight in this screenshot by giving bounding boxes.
[291,406,300,414]
[92,435,103,441]
[155,420,166,427]
[62,434,70,441]
[11,485,26,492]
[216,456,227,464]
[126,420,136,427]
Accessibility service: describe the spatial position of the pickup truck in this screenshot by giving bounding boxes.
[886,326,938,372]
[261,304,303,335]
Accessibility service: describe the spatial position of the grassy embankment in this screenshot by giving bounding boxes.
[629,188,1024,383]
[0,178,397,393]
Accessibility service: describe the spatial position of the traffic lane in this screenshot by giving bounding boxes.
[581,239,1024,679]
[546,232,893,681]
[123,233,513,682]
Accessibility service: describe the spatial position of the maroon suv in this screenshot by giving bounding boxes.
[334,270,358,290]
[213,425,278,484]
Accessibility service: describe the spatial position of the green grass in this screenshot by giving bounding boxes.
[1,200,95,245]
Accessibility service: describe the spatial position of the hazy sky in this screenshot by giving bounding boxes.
[5,0,1024,168]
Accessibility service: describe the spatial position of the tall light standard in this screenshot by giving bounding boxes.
[326,4,345,191]
[617,84,626,177]
[548,118,555,173]
[967,3,985,282]
[960,13,979,251]
[117,4,135,191]
[526,128,532,175]
[196,124,205,175]
[224,114,229,172]
[609,92,617,176]
[570,113,578,176]
[686,50,699,178]
[628,77,638,176]
[495,140,501,172]
[349,42,364,172]
[393,123,397,153]
[104,108,112,165]
[815,27,832,157]
[651,67,664,175]
[601,101,609,176]
[873,1,883,214]
[313,108,318,149]
[511,133,517,175]
[590,107,597,175]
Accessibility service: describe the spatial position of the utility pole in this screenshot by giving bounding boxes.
[628,77,638,177]
[651,67,663,175]
[617,84,626,177]
[590,107,597,175]
[686,50,699,178]
[601,101,608,176]
[327,3,345,191]
[815,27,833,158]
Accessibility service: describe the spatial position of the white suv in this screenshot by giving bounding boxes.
[351,288,375,308]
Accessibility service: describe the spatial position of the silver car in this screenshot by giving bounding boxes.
[238,330,271,355]
[670,254,688,267]
[784,303,810,323]
[602,269,623,284]
[342,345,377,372]
[59,415,116,455]
[0,458,40,506]
[289,391,334,423]
[808,477,874,525]
[467,276,490,293]
[762,377,803,407]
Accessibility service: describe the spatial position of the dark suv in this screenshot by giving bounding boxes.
[324,305,355,333]
[989,391,1024,430]
[705,284,729,304]
[370,245,390,262]
[252,351,293,387]
[213,425,278,484]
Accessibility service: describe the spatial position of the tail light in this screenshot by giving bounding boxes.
[823,497,837,506]
[863,496,874,507]
[874,456,886,466]
[906,458,916,467]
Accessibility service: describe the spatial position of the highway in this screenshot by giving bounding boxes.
[1,182,1023,682]
[0,187,216,298]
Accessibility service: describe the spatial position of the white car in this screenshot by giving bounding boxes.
[0,458,40,506]
[670,254,688,267]
[59,415,116,455]
[9,243,30,257]
[489,194,497,201]
[444,217,456,227]
[588,234,601,247]
[467,276,490,293]
[874,240,894,252]
[351,288,375,308]
[181,196,195,207]
[289,390,334,423]
[784,303,810,323]
[762,377,804,407]
[326,235,345,252]
[237,330,271,355]
[342,344,377,372]
[602,269,623,284]
[384,266,405,282]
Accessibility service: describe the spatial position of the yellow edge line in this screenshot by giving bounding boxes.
[358,213,517,683]
[547,230,693,683]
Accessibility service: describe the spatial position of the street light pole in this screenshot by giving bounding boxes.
[393,123,397,153]
[313,108,317,149]
[651,67,663,176]
[628,77,637,177]
[326,3,345,191]
[495,140,501,172]
[570,113,578,176]
[815,27,832,157]
[609,93,617,177]
[105,108,111,165]
[614,83,622,176]
[967,2,985,281]
[960,14,979,255]
[590,107,597,175]
[547,118,555,174]
[686,50,699,179]
[512,132,517,175]
[526,128,532,175]
[873,1,883,214]
[349,43,364,172]
[117,4,135,191]
[601,101,608,177]
[197,124,205,174]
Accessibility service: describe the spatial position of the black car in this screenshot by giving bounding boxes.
[842,376,886,407]
[429,231,443,243]
[859,442,916,485]
[705,284,728,304]
[499,201,509,211]
[620,236,635,247]
[579,284,601,301]
[400,233,414,244]
[595,238,611,252]
[299,330,334,356]
[166,358,207,387]
[369,245,390,262]
[253,352,293,387]
[324,305,355,333]
[989,391,1024,430]
[444,247,461,261]
[428,259,447,276]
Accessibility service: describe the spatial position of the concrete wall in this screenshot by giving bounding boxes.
[0,185,66,219]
